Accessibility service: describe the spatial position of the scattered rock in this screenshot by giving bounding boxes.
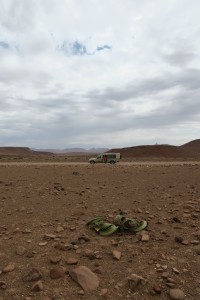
[172,267,180,274]
[127,273,147,291]
[3,263,15,273]
[56,225,64,233]
[169,288,185,299]
[69,266,99,292]
[66,258,79,265]
[174,237,183,244]
[99,288,108,296]
[50,257,61,264]
[191,240,199,245]
[16,246,26,256]
[181,240,189,245]
[39,242,47,247]
[0,281,7,289]
[22,268,42,282]
[161,272,169,279]
[49,267,66,279]
[31,280,43,292]
[152,283,162,294]
[172,217,181,223]
[141,233,150,242]
[54,242,73,251]
[78,235,90,243]
[43,234,57,240]
[112,250,122,260]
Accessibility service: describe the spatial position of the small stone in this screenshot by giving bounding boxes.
[50,267,66,279]
[39,242,47,247]
[16,246,26,256]
[66,258,79,265]
[3,263,15,273]
[127,273,147,291]
[31,280,43,292]
[162,265,168,270]
[99,288,108,296]
[54,242,73,251]
[166,283,177,288]
[161,272,169,279]
[141,233,150,242]
[69,266,99,292]
[78,290,85,295]
[13,227,21,233]
[167,278,176,283]
[56,226,64,233]
[112,250,122,260]
[50,257,61,264]
[78,235,90,243]
[181,240,189,245]
[70,226,76,231]
[174,237,183,243]
[0,281,7,289]
[169,288,185,299]
[152,283,162,294]
[191,240,199,245]
[43,234,57,240]
[22,268,42,282]
[172,267,180,274]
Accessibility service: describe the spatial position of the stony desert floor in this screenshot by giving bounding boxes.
[0,162,200,300]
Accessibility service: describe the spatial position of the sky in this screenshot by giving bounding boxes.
[0,0,200,149]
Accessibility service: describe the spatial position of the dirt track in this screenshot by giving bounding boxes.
[1,161,200,166]
[0,162,200,299]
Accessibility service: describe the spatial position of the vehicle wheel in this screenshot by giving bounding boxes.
[110,160,115,164]
[90,160,95,164]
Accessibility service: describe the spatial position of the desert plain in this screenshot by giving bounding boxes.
[0,159,200,300]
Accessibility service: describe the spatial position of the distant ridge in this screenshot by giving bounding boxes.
[1,139,200,158]
[180,139,200,153]
[108,140,200,158]
[0,147,52,156]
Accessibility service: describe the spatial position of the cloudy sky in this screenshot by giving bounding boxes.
[0,0,200,149]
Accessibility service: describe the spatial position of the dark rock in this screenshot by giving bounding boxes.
[22,268,42,282]
[50,267,66,279]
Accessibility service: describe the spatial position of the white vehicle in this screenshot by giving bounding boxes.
[89,153,121,164]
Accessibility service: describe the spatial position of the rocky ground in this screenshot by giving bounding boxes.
[0,162,200,300]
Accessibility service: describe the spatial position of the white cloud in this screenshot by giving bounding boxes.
[0,0,200,148]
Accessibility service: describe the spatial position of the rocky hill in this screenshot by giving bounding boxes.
[180,139,200,153]
[0,147,52,156]
[108,140,200,159]
[1,139,200,159]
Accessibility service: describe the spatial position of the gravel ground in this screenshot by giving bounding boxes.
[0,162,200,300]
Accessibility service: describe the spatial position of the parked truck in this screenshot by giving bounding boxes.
[89,153,121,164]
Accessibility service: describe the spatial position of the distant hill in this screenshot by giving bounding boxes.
[0,147,52,156]
[1,140,200,159]
[108,142,200,159]
[180,139,200,153]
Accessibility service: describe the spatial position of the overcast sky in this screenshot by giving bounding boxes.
[0,0,200,149]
